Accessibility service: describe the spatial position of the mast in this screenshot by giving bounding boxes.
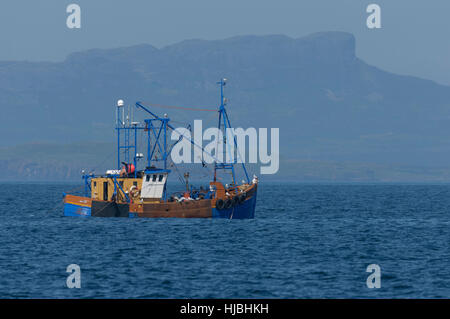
[214,78,250,184]
[116,99,138,175]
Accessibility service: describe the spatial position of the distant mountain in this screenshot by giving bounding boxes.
[3,142,450,182]
[2,32,450,181]
[0,142,113,181]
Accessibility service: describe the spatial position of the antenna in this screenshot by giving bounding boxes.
[184,172,190,192]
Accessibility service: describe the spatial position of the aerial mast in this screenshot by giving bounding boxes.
[214,78,250,185]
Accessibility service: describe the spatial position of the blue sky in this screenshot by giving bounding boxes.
[1,0,450,85]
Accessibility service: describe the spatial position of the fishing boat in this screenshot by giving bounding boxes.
[63,79,257,218]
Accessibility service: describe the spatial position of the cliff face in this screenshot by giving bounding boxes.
[2,32,450,181]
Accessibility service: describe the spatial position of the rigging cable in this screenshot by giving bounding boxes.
[140,102,217,112]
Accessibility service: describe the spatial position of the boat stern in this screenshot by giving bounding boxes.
[63,194,92,217]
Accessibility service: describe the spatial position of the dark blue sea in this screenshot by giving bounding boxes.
[0,183,449,298]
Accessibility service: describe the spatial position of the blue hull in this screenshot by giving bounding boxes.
[64,203,91,217]
[212,189,257,219]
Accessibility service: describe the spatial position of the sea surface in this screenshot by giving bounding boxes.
[0,182,449,298]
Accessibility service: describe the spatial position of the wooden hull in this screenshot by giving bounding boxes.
[63,184,257,219]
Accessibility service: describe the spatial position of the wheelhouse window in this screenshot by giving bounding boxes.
[152,174,157,182]
[146,175,150,182]
[158,174,163,182]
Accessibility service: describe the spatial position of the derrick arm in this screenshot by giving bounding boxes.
[135,102,220,164]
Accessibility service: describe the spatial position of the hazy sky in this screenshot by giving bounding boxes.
[1,0,450,85]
